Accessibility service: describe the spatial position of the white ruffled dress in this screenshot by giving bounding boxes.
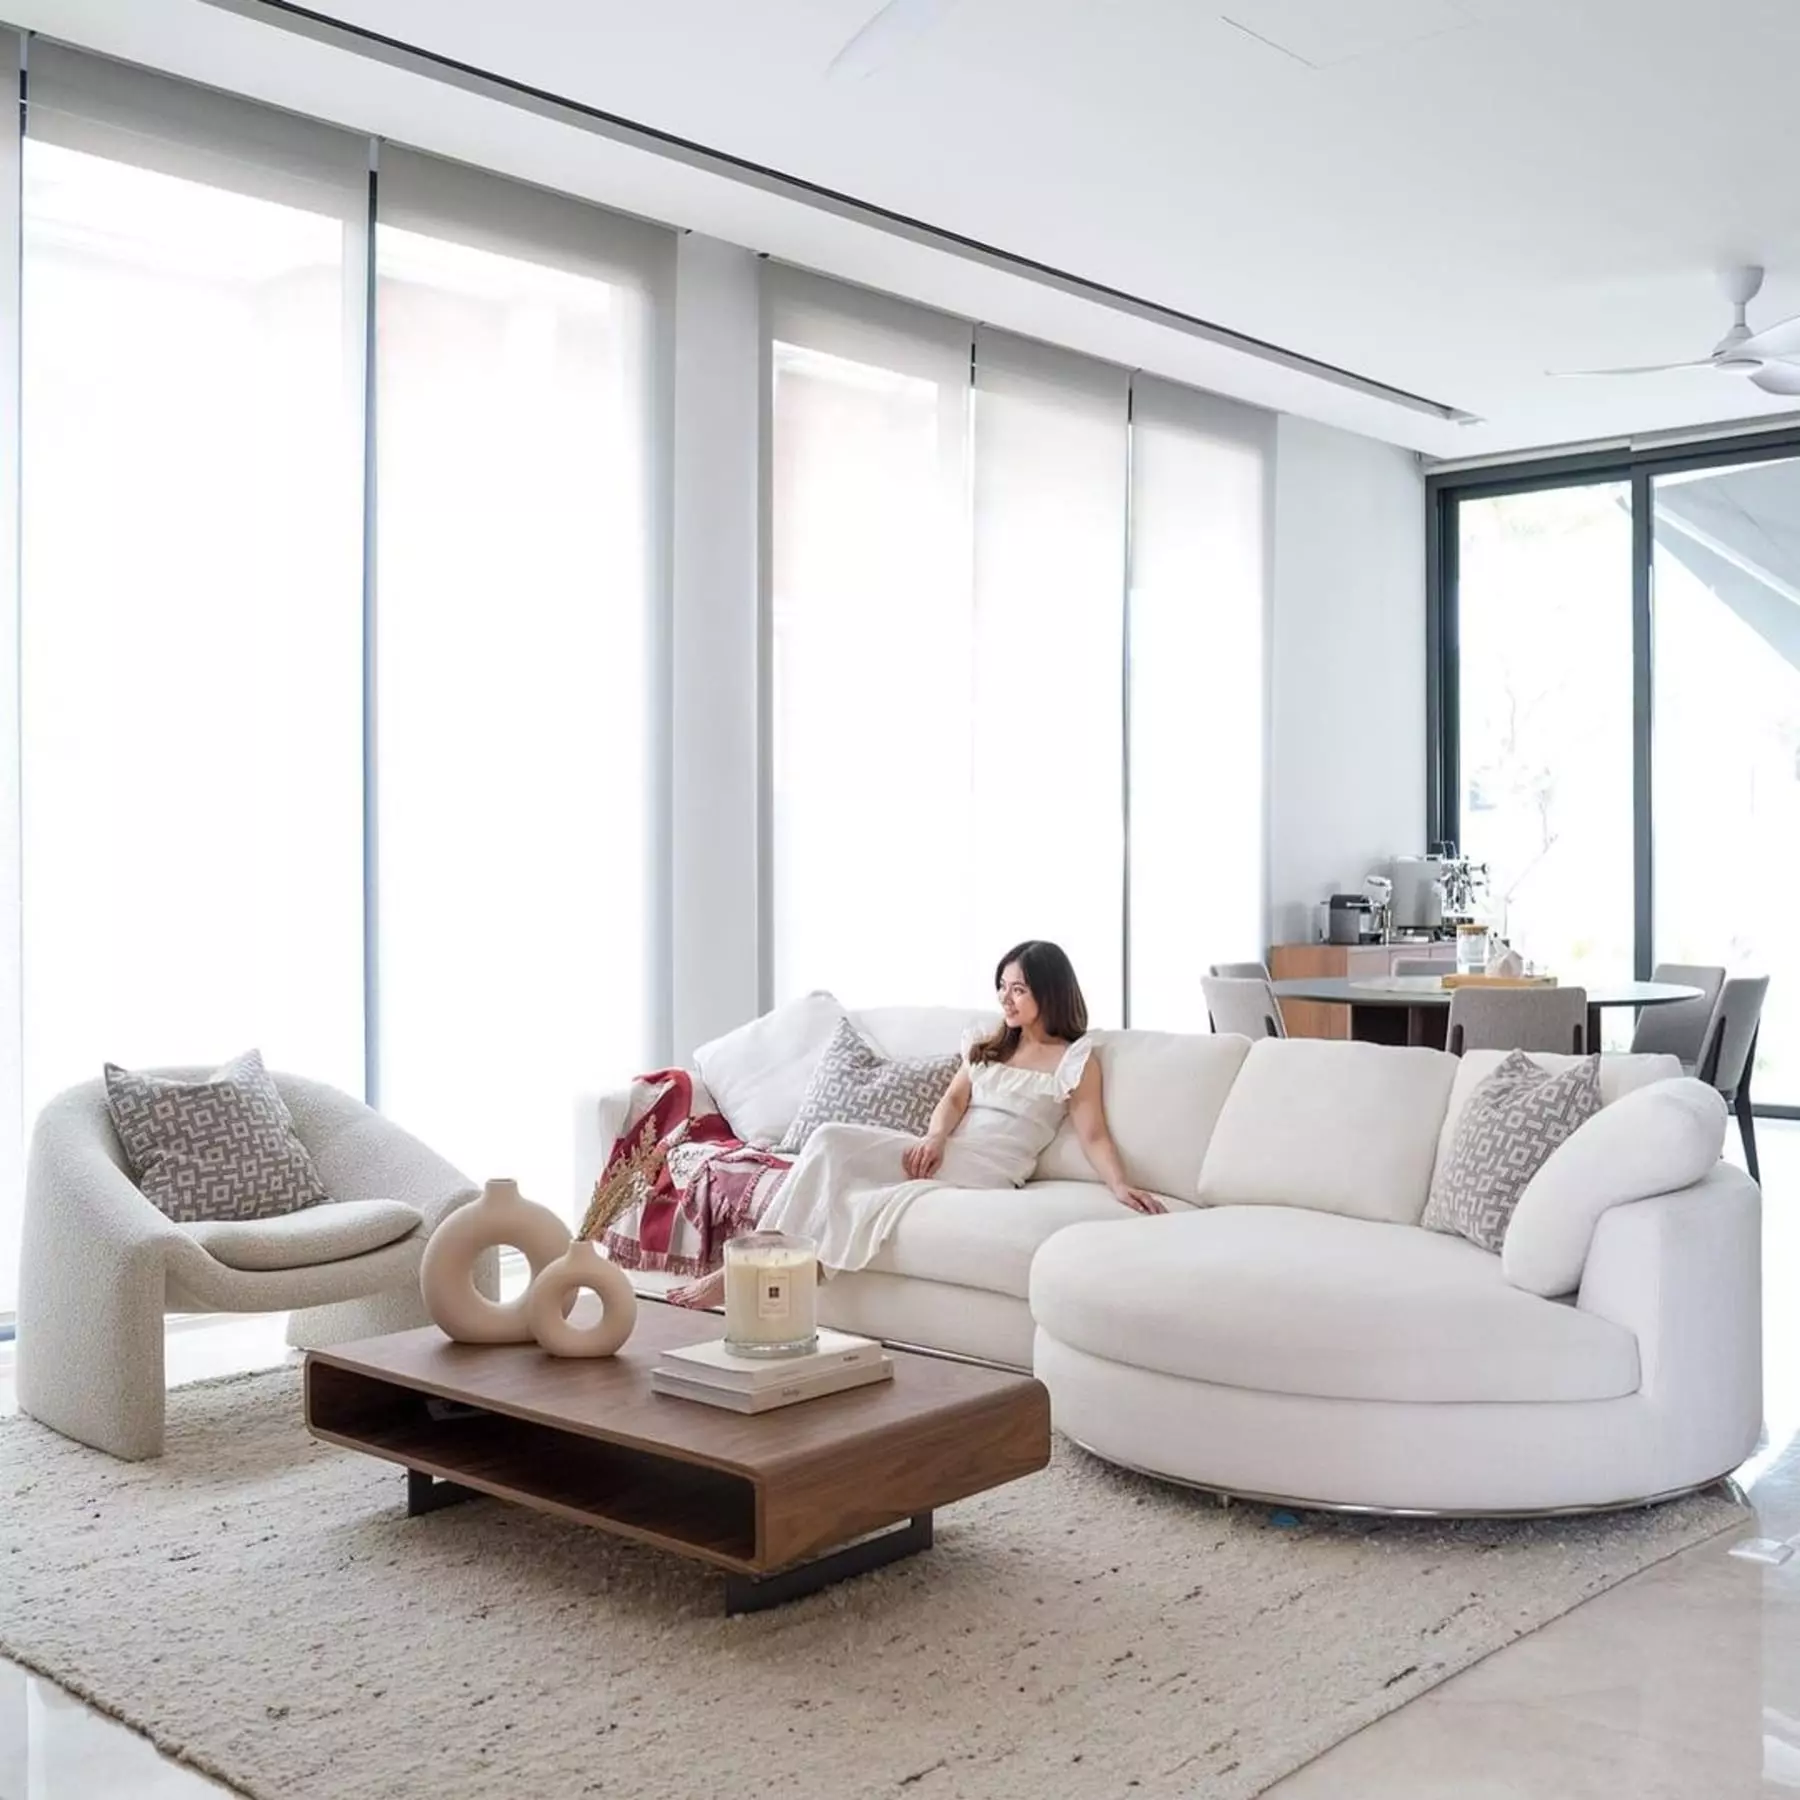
[756,1034,1093,1275]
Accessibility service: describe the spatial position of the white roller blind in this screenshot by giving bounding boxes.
[27,43,367,219]
[766,268,978,1007]
[374,147,672,1212]
[18,45,369,1171]
[1127,376,1273,1029]
[973,328,1128,1024]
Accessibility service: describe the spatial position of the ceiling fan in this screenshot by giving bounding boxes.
[1553,265,1800,396]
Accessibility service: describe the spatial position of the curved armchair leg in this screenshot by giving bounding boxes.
[17,1242,168,1461]
[285,1246,500,1350]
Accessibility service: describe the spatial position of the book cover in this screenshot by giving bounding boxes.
[650,1356,893,1414]
[659,1327,883,1391]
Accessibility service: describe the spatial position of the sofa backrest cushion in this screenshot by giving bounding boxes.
[852,1006,997,1062]
[1034,1030,1252,1198]
[1196,1039,1457,1224]
[693,991,846,1145]
[1502,1076,1727,1296]
[1430,1049,1683,1192]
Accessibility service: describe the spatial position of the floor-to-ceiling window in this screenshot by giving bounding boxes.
[1651,454,1800,1101]
[766,278,978,1009]
[0,52,673,1316]
[1453,482,1635,991]
[17,53,369,1319]
[1434,432,1800,1101]
[1127,379,1271,1029]
[766,271,1274,1028]
[374,151,666,1214]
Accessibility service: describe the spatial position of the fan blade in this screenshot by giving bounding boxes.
[1739,312,1800,362]
[1749,362,1800,396]
[828,0,956,80]
[1547,359,1718,378]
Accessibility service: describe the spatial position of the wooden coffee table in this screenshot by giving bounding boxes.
[304,1306,1050,1613]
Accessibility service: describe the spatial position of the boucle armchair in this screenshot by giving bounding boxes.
[17,1070,488,1460]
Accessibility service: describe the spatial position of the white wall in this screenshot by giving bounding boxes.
[1267,415,1427,948]
[669,235,762,1061]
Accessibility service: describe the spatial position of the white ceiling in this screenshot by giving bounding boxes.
[15,0,1800,459]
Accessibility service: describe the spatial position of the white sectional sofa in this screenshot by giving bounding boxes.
[577,1003,1763,1516]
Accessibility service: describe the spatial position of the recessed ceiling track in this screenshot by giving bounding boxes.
[195,0,1477,425]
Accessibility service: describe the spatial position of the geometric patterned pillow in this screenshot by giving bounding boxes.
[103,1048,330,1223]
[1420,1049,1601,1254]
[776,1018,961,1155]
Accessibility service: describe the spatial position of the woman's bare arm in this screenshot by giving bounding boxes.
[903,1064,972,1178]
[1066,1058,1164,1213]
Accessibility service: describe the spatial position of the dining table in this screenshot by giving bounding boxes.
[1267,976,1704,1053]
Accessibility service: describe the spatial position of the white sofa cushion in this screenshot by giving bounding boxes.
[852,1006,996,1061]
[692,991,845,1144]
[178,1198,423,1272]
[1431,1049,1682,1190]
[1195,1039,1457,1224]
[1030,1207,1640,1404]
[1503,1077,1728,1297]
[1034,1030,1252,1196]
[865,1178,1193,1299]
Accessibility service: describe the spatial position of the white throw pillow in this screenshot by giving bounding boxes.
[1196,1038,1457,1225]
[692,992,846,1145]
[1432,1049,1682,1192]
[1502,1077,1727,1297]
[1034,1030,1252,1198]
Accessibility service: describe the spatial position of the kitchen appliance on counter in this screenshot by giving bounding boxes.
[1389,855,1445,935]
[1326,893,1381,945]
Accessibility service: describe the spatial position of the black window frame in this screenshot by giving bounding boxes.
[1428,419,1800,1112]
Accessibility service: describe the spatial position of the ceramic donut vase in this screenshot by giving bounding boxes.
[420,1177,637,1357]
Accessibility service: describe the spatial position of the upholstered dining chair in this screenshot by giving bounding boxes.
[1447,986,1589,1056]
[1208,961,1271,980]
[1630,962,1726,1068]
[1698,975,1770,1186]
[16,1070,492,1460]
[1203,974,1287,1040]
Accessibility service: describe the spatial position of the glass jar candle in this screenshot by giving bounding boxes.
[722,1231,818,1358]
[1456,922,1491,975]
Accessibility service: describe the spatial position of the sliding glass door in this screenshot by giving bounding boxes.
[1453,483,1635,993]
[1652,454,1800,1100]
[1437,433,1800,1102]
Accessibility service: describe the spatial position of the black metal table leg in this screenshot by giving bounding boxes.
[407,1468,478,1516]
[724,1513,934,1615]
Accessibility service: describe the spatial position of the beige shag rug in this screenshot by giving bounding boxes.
[0,1370,1744,1800]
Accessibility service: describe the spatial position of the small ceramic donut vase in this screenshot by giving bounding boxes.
[525,1239,638,1358]
[420,1177,571,1343]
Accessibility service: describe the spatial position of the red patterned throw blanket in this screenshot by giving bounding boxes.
[596,1070,792,1278]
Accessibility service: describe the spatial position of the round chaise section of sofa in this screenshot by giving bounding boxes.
[1028,1207,1748,1516]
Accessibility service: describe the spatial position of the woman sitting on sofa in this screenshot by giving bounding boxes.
[669,939,1163,1309]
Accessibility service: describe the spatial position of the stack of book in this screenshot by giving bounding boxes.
[651,1329,893,1414]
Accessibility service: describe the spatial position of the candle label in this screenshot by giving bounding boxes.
[758,1271,791,1321]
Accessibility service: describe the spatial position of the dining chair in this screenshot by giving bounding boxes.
[1630,962,1726,1069]
[1698,975,1769,1186]
[1447,986,1589,1057]
[1208,961,1271,980]
[1202,974,1287,1040]
[1392,958,1447,977]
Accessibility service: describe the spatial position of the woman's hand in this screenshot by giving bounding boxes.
[1113,1185,1165,1215]
[903,1134,947,1179]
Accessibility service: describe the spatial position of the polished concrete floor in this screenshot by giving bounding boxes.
[0,1126,1794,1800]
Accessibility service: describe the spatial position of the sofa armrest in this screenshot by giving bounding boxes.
[574,1087,638,1217]
[1576,1165,1761,1466]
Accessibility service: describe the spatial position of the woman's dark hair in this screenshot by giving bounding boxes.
[969,940,1089,1065]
